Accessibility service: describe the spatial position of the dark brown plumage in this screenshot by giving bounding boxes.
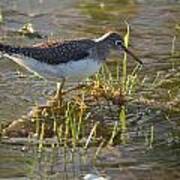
[0,39,95,65]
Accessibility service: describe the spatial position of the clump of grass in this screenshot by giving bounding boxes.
[19,23,35,34]
[122,21,129,91]
[17,22,44,39]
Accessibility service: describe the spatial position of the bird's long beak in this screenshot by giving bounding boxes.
[121,44,143,65]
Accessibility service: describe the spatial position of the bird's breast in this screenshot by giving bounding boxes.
[57,58,102,81]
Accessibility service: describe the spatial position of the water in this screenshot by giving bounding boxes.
[0,0,180,179]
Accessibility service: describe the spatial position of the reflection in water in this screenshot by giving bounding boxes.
[0,0,180,179]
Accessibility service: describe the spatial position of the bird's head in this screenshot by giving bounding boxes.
[96,32,143,65]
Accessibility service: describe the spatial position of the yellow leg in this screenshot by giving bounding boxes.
[55,78,65,99]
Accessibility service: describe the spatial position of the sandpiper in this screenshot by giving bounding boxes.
[0,32,142,95]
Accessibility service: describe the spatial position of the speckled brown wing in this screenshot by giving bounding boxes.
[0,39,96,65]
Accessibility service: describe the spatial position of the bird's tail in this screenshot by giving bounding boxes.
[0,43,33,58]
[0,43,18,54]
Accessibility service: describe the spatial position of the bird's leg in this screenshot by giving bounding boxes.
[55,78,66,99]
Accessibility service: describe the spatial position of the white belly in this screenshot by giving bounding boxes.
[3,54,102,82]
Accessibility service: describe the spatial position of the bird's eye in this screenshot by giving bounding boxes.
[115,40,122,46]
